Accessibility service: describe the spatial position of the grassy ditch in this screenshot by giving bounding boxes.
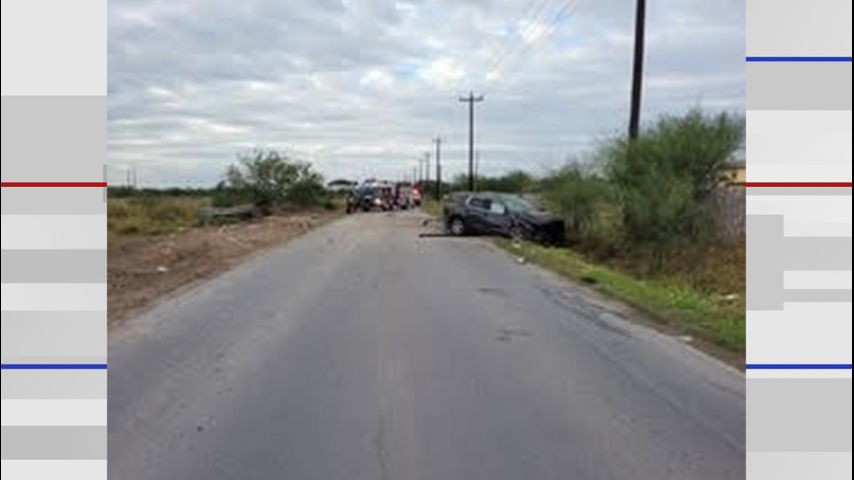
[420,199,442,218]
[108,196,208,239]
[497,239,744,354]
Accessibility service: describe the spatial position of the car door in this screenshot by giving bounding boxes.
[481,197,513,234]
[464,196,492,233]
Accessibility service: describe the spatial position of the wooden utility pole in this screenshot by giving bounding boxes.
[628,0,646,140]
[459,91,484,191]
[433,137,442,199]
[424,152,431,185]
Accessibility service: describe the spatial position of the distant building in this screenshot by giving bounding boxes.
[714,147,746,242]
[721,147,746,186]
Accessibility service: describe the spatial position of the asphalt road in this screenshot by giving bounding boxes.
[109,211,745,480]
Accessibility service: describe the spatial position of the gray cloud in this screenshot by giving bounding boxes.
[108,0,745,186]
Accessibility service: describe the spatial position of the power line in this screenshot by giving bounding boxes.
[485,0,563,76]
[445,0,553,97]
[484,0,552,74]
[486,0,578,84]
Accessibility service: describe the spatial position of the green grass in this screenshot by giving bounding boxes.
[420,199,442,218]
[497,239,745,354]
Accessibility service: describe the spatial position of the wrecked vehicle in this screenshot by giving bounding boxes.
[442,192,566,245]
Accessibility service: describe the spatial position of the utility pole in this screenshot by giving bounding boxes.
[474,151,480,190]
[628,0,646,140]
[423,152,431,186]
[433,137,442,199]
[131,164,138,188]
[459,91,484,191]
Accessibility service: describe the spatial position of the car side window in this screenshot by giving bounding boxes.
[489,202,506,215]
[468,197,489,210]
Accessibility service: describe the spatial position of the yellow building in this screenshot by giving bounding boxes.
[722,148,746,186]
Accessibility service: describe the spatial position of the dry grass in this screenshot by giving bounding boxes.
[107,195,343,326]
[108,196,209,238]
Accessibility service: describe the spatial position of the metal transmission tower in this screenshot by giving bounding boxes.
[433,137,442,199]
[459,91,484,191]
[628,0,646,140]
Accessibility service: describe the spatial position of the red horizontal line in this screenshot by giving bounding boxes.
[745,182,852,188]
[1,181,108,188]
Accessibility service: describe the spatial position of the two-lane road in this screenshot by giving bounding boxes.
[109,211,744,479]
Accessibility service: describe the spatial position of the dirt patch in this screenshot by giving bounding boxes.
[109,212,341,327]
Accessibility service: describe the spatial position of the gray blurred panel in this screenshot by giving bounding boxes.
[1,370,106,399]
[747,0,852,56]
[747,187,852,196]
[747,62,852,110]
[1,188,106,214]
[1,250,106,283]
[747,379,852,452]
[747,215,852,310]
[1,426,106,459]
[1,96,105,181]
[0,311,106,359]
[748,452,853,479]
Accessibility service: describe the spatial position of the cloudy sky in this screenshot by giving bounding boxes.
[108,0,745,187]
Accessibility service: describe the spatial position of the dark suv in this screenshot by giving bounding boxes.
[442,192,566,245]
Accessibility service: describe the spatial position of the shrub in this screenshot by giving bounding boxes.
[540,164,618,251]
[220,150,326,211]
[604,109,744,251]
[286,178,328,208]
[448,170,534,193]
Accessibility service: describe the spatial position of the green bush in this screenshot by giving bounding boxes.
[286,178,328,208]
[448,170,534,193]
[210,184,254,208]
[220,150,326,211]
[540,165,617,250]
[604,109,743,251]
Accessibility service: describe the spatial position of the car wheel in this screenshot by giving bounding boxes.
[448,217,466,236]
[509,225,525,242]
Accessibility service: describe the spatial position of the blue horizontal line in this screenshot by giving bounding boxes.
[1,364,108,370]
[746,364,852,370]
[746,56,852,62]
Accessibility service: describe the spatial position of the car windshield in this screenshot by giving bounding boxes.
[499,195,535,213]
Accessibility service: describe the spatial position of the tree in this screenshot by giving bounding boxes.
[223,150,325,211]
[540,164,615,247]
[605,109,744,248]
